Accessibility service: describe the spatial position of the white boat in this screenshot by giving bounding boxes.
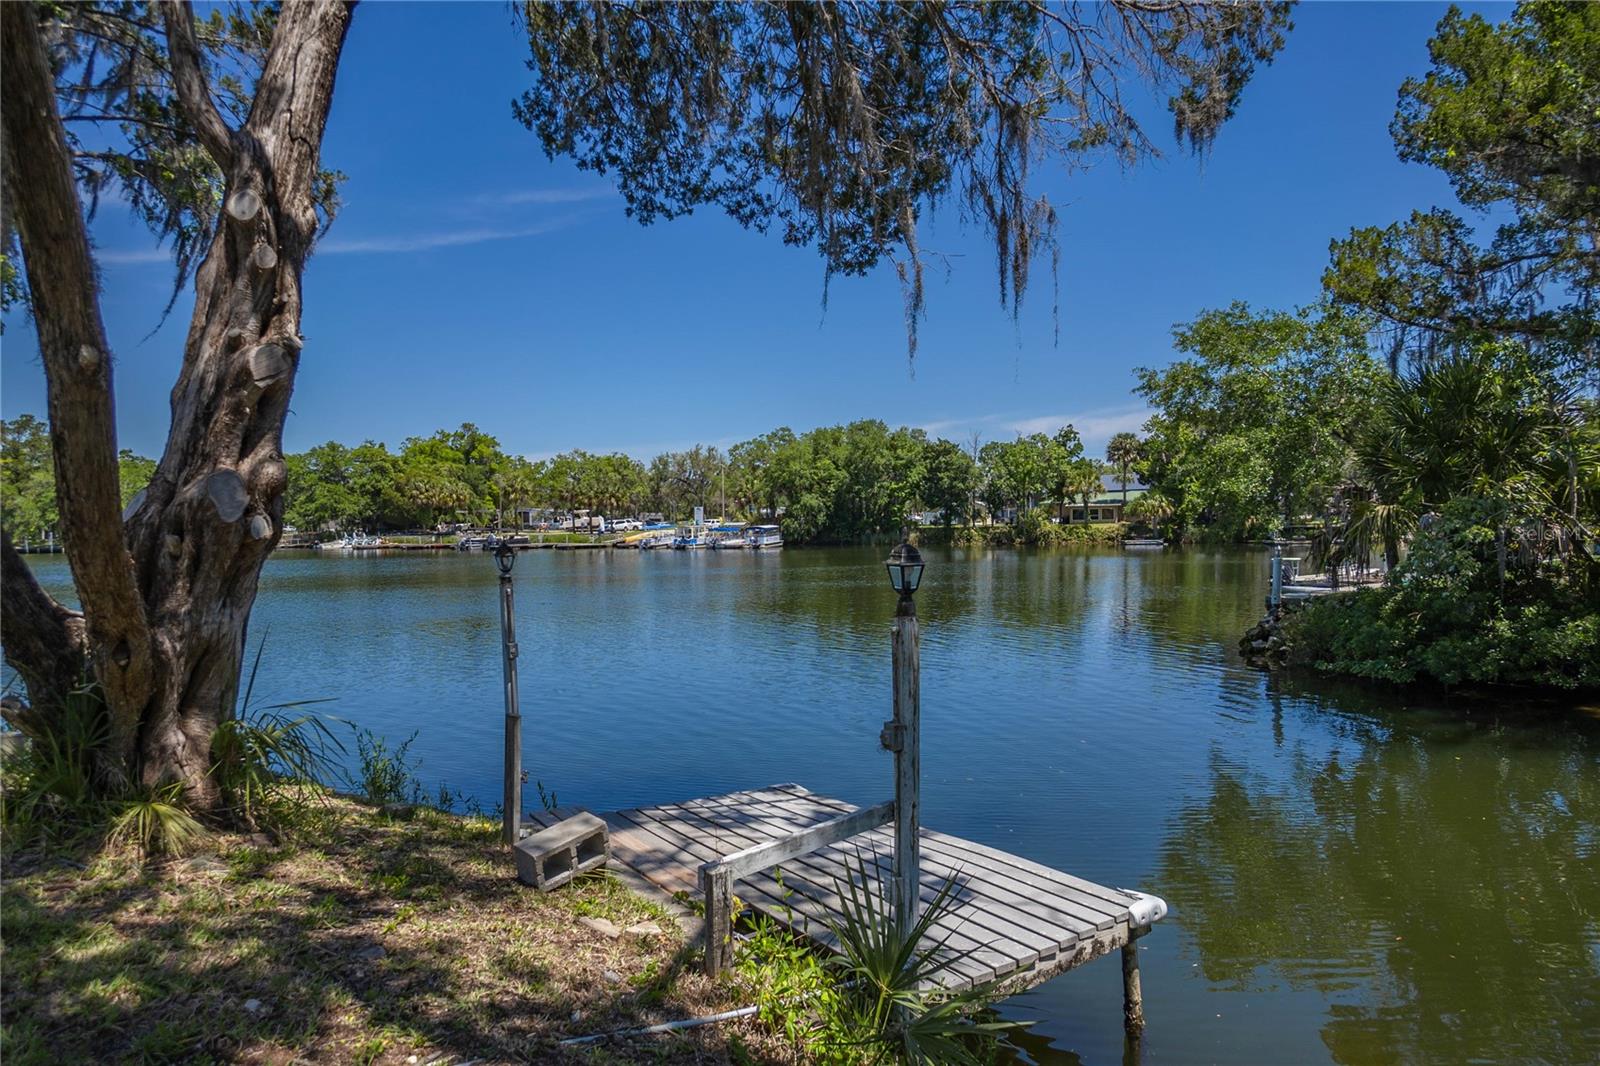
[318,531,385,551]
[709,525,749,549]
[747,525,783,549]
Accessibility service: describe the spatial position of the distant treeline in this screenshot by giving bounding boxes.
[1,416,1146,547]
[273,420,1135,544]
[1,414,154,546]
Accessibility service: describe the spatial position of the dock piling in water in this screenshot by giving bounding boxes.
[1122,930,1146,1037]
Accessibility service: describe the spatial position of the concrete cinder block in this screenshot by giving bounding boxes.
[514,812,609,891]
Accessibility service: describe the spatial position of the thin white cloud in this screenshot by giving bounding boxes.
[917,414,1002,436]
[318,216,580,255]
[917,406,1154,453]
[97,214,587,265]
[1006,406,1153,441]
[95,247,171,265]
[476,186,616,206]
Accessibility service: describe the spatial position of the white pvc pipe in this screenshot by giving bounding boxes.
[559,1005,760,1046]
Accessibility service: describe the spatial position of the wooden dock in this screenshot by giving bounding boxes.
[526,783,1166,998]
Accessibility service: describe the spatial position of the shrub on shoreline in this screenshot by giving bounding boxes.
[1284,501,1600,690]
[918,520,1126,549]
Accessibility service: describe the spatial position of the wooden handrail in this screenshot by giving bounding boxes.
[700,799,894,975]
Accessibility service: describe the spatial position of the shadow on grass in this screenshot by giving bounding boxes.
[1,799,749,1065]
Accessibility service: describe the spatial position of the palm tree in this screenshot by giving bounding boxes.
[1106,432,1142,509]
[1126,488,1174,533]
[1334,346,1592,577]
[1071,461,1101,523]
[399,470,471,531]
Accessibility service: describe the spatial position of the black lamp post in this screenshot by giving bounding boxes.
[495,543,523,845]
[881,537,924,937]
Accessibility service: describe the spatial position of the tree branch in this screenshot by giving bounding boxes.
[158,0,237,168]
[0,530,88,731]
[1,1,154,766]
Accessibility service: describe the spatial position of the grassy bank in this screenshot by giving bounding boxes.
[917,521,1127,548]
[0,793,788,1065]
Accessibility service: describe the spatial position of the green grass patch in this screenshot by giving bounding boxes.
[1,794,773,1064]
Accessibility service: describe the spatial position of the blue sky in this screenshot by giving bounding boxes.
[1,1,1508,462]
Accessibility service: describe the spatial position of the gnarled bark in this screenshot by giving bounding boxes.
[2,3,155,786]
[1,0,354,810]
[0,530,88,735]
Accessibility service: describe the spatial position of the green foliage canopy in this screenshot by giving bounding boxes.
[1,415,60,543]
[1325,1,1600,372]
[516,1,1290,359]
[2,415,156,544]
[1135,304,1385,540]
[1,2,345,319]
[919,439,980,528]
[1288,497,1600,689]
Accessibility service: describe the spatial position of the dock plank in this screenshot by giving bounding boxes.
[771,785,1138,913]
[750,788,1131,931]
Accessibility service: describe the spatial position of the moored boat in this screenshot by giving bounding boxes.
[708,525,749,549]
[321,531,385,550]
[748,525,783,549]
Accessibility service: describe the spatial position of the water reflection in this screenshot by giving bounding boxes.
[1160,683,1600,1064]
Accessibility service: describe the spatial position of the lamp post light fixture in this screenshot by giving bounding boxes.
[495,543,523,846]
[881,537,924,938]
[885,539,925,606]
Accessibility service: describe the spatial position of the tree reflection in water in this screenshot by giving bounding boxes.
[1160,678,1600,1064]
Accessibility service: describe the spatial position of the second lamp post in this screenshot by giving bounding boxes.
[882,538,925,938]
[495,543,523,846]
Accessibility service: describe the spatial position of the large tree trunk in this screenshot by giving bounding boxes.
[1,1,354,811]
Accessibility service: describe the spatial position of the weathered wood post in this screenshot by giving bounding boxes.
[1270,549,1282,610]
[891,587,921,936]
[495,544,523,846]
[1123,893,1167,1044]
[702,865,734,977]
[882,538,926,939]
[1122,929,1146,1037]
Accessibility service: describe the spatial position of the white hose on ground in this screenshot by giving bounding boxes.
[558,1005,760,1045]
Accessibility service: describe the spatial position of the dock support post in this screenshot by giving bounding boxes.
[891,596,921,939]
[1270,551,1282,610]
[703,867,733,977]
[496,547,523,847]
[1122,929,1146,1039]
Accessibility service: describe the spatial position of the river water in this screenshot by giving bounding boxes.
[17,547,1600,1064]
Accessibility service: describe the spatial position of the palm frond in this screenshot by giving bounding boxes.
[821,850,1030,1064]
[109,782,205,856]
